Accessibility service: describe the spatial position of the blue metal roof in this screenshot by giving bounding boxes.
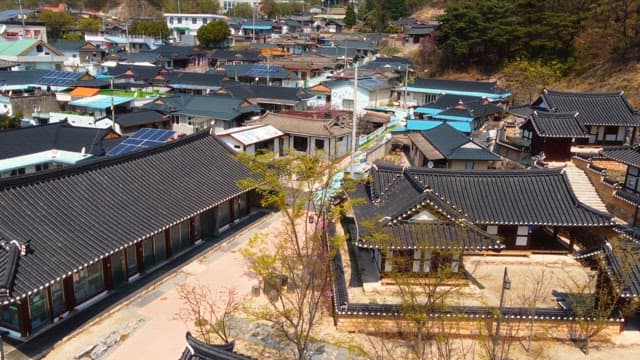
[431,114,474,122]
[68,95,132,109]
[399,119,471,133]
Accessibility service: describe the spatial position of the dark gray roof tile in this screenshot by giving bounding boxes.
[0,132,252,304]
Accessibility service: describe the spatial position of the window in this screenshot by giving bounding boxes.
[202,18,208,24]
[522,129,532,140]
[127,245,138,278]
[192,17,197,24]
[0,304,19,330]
[143,237,155,269]
[342,99,354,110]
[50,281,66,317]
[412,250,421,272]
[486,225,498,235]
[10,168,25,176]
[153,232,166,261]
[177,17,182,24]
[465,160,474,170]
[516,226,529,246]
[627,166,640,193]
[315,139,325,151]
[169,17,174,24]
[35,163,49,172]
[218,201,231,227]
[73,262,105,304]
[293,136,308,152]
[111,250,126,287]
[29,291,50,330]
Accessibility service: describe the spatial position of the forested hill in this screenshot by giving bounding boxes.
[422,1,640,107]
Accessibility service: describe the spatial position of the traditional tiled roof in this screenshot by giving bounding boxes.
[418,123,501,161]
[575,241,640,298]
[601,146,640,168]
[116,110,167,128]
[523,111,589,138]
[406,166,613,226]
[142,94,261,121]
[162,72,226,90]
[0,122,118,160]
[409,78,510,99]
[211,49,264,62]
[106,64,169,82]
[0,131,252,304]
[179,332,253,360]
[221,82,314,105]
[356,222,502,250]
[349,164,503,250]
[537,89,640,127]
[250,112,352,137]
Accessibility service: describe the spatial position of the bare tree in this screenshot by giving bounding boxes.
[237,150,347,360]
[176,283,241,345]
[565,239,640,354]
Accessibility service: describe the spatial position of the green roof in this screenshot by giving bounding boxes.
[0,39,40,56]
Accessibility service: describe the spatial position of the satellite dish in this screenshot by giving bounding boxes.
[427,161,434,168]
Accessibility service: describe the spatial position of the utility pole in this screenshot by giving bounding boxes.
[403,64,409,108]
[350,62,358,178]
[493,267,511,359]
[252,3,256,43]
[17,0,25,31]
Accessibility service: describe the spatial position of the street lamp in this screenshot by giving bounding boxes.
[492,267,511,359]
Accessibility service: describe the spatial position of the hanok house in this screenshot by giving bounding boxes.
[520,111,589,162]
[532,89,640,146]
[407,123,501,170]
[248,112,352,160]
[600,145,640,200]
[575,240,640,302]
[0,132,258,338]
[347,163,504,283]
[348,163,613,275]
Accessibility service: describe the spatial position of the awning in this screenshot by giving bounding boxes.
[69,87,100,97]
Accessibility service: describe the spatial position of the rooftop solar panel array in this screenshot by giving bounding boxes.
[107,128,176,156]
[37,71,85,87]
[247,64,280,75]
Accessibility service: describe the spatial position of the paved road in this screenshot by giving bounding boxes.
[6,210,281,360]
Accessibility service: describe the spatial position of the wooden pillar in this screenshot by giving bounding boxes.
[62,276,76,310]
[18,297,31,337]
[102,257,113,290]
[213,206,219,236]
[189,217,196,245]
[164,228,172,258]
[229,199,235,225]
[136,242,144,274]
[569,229,575,252]
[45,287,54,324]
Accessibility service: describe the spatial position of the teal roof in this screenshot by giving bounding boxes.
[431,114,474,122]
[68,95,132,109]
[402,86,511,101]
[0,39,39,56]
[398,119,471,133]
[414,107,442,115]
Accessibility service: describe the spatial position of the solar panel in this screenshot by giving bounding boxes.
[106,128,176,156]
[37,71,84,87]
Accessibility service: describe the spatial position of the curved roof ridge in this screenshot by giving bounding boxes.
[544,89,625,97]
[408,166,564,176]
[0,130,213,191]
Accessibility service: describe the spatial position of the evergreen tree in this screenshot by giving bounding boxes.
[344,4,356,27]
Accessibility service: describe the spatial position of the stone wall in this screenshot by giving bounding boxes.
[10,94,60,118]
[335,314,623,342]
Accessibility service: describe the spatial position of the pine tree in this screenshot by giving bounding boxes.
[345,4,356,27]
